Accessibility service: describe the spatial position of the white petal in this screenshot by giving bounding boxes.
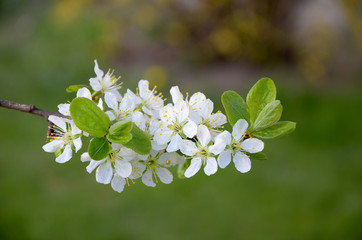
[209,131,229,155]
[114,160,132,178]
[184,157,202,178]
[126,89,142,105]
[233,152,251,173]
[76,87,92,99]
[57,104,70,116]
[156,167,173,184]
[89,78,102,91]
[201,99,213,118]
[86,160,103,173]
[159,104,175,124]
[242,138,264,153]
[81,152,91,162]
[70,122,82,135]
[105,92,119,111]
[166,134,182,152]
[106,111,115,121]
[109,90,122,101]
[209,112,227,128]
[180,140,198,156]
[154,129,173,145]
[120,94,135,112]
[42,140,64,153]
[142,169,156,187]
[138,80,152,100]
[232,119,249,141]
[151,141,167,151]
[214,130,231,145]
[97,98,104,111]
[132,111,146,131]
[188,109,202,124]
[158,152,179,167]
[96,162,113,184]
[175,101,189,123]
[48,115,67,132]
[170,86,183,104]
[55,144,72,163]
[189,92,206,111]
[204,157,218,176]
[197,125,211,147]
[183,120,197,138]
[111,175,126,193]
[73,137,82,152]
[130,162,146,179]
[94,59,104,79]
[218,149,232,168]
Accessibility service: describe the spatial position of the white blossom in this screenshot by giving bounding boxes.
[42,115,82,163]
[217,119,264,173]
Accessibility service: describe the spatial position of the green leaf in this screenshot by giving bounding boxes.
[252,121,296,139]
[70,97,110,137]
[248,152,267,161]
[109,120,133,136]
[221,90,250,126]
[66,85,90,93]
[88,137,111,160]
[107,133,133,144]
[122,123,151,155]
[246,78,276,124]
[251,100,282,132]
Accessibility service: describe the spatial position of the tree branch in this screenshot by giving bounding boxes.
[0,99,69,120]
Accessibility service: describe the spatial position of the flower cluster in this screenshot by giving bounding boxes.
[42,60,265,194]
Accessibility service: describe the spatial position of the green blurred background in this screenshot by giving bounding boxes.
[0,0,361,239]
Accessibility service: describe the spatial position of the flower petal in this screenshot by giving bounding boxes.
[166,134,182,152]
[57,104,70,116]
[183,120,197,138]
[89,78,102,91]
[197,125,211,147]
[156,167,173,184]
[218,149,232,168]
[189,92,206,111]
[86,160,104,173]
[93,59,104,79]
[170,86,183,104]
[138,80,152,100]
[233,152,251,173]
[209,112,227,128]
[106,111,116,121]
[201,99,213,118]
[154,129,173,145]
[158,152,180,167]
[130,162,146,179]
[242,138,264,153]
[81,152,91,162]
[73,137,82,152]
[132,111,146,131]
[142,169,156,187]
[232,119,248,141]
[48,115,67,132]
[96,162,113,184]
[55,144,72,163]
[42,140,64,153]
[105,92,119,111]
[76,87,92,99]
[111,175,126,193]
[184,157,202,178]
[114,160,132,178]
[204,157,218,176]
[180,140,198,156]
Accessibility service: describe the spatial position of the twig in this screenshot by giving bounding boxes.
[0,99,69,120]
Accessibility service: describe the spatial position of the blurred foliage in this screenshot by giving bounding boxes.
[0,0,362,239]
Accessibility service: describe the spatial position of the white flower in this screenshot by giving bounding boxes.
[57,87,103,116]
[42,115,82,163]
[198,99,227,137]
[170,86,207,123]
[89,60,122,100]
[134,151,181,187]
[104,92,136,121]
[81,144,136,186]
[154,101,198,152]
[180,125,227,178]
[217,119,264,173]
[126,80,164,117]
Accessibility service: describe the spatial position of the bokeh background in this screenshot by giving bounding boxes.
[0,0,361,239]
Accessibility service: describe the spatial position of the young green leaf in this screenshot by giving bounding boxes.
[88,137,111,160]
[221,90,250,126]
[108,120,133,136]
[246,78,276,124]
[66,85,90,93]
[248,152,267,161]
[70,97,110,137]
[252,121,296,139]
[122,123,152,155]
[107,133,133,144]
[251,100,282,132]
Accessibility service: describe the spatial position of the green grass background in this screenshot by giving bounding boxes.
[0,1,361,239]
